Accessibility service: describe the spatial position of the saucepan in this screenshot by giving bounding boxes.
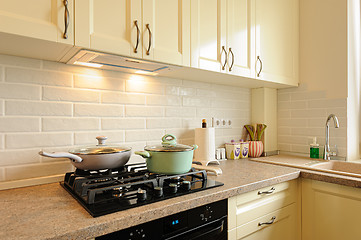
[39,136,132,170]
[135,134,198,174]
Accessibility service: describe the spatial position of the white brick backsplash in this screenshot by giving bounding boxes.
[146,95,181,106]
[0,83,40,100]
[165,86,180,95]
[179,87,196,96]
[102,118,145,130]
[126,79,164,94]
[126,130,164,142]
[6,133,72,149]
[5,100,72,116]
[183,97,211,107]
[102,92,145,105]
[0,117,40,132]
[74,131,125,145]
[197,88,216,97]
[0,55,41,68]
[0,150,40,167]
[165,107,196,117]
[43,87,100,103]
[126,106,163,117]
[146,118,182,129]
[278,84,347,157]
[0,135,4,149]
[74,74,125,91]
[74,103,124,117]
[183,80,211,89]
[4,161,73,181]
[0,55,253,187]
[42,118,100,131]
[6,67,72,87]
[0,100,4,116]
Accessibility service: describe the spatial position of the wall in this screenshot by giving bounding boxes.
[0,54,251,189]
[278,84,347,158]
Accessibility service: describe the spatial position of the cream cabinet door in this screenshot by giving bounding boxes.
[302,179,361,240]
[254,0,298,85]
[191,0,227,72]
[226,0,254,77]
[75,0,142,58]
[0,0,73,44]
[142,0,190,66]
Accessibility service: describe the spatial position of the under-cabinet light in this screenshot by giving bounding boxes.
[74,61,103,68]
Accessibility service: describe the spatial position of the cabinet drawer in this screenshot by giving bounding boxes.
[228,180,298,229]
[230,203,297,240]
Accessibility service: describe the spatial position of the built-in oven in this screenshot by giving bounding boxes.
[96,199,227,240]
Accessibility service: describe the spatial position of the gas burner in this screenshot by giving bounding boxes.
[61,162,223,217]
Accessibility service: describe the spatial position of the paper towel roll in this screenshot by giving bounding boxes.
[194,128,216,161]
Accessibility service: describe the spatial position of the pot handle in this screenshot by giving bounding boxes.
[192,144,198,150]
[39,151,83,163]
[135,151,151,158]
[162,134,177,147]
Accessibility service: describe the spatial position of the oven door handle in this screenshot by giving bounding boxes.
[164,217,226,240]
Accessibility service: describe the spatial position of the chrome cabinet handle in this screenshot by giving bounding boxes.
[63,0,69,39]
[221,46,228,70]
[258,216,276,226]
[258,187,275,195]
[146,24,152,55]
[257,56,263,77]
[229,47,234,71]
[134,20,140,53]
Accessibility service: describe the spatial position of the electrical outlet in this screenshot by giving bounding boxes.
[212,117,221,128]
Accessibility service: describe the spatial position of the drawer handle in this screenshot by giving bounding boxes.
[258,216,276,226]
[258,187,275,195]
[256,56,263,77]
[229,47,234,71]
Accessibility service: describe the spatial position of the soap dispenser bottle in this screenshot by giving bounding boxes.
[310,137,319,159]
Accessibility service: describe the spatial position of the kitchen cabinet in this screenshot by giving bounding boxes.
[302,179,361,240]
[254,0,299,85]
[228,180,300,240]
[0,0,74,44]
[75,0,190,66]
[190,0,298,85]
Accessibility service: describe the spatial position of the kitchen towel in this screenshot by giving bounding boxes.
[194,128,216,162]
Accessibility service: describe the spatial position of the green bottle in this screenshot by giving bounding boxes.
[310,137,319,159]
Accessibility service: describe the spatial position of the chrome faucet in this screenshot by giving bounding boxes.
[323,114,339,160]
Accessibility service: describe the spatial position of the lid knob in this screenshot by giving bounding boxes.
[96,136,108,146]
[162,134,177,147]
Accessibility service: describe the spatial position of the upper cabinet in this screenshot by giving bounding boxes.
[190,0,298,86]
[75,0,190,67]
[0,0,74,44]
[254,0,299,85]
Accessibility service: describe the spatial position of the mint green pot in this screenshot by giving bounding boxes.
[135,134,198,174]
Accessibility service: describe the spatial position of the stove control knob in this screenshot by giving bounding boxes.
[137,189,147,201]
[200,206,213,222]
[181,180,191,191]
[154,186,163,197]
[169,183,178,193]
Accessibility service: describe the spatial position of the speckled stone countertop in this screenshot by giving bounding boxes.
[0,159,300,240]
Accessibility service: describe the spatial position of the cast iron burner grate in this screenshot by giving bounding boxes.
[61,163,224,217]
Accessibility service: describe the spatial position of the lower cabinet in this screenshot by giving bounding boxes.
[228,180,300,240]
[302,179,361,240]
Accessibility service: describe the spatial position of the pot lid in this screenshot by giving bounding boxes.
[144,134,195,152]
[69,136,131,155]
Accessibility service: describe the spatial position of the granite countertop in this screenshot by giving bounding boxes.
[0,159,300,240]
[2,155,361,240]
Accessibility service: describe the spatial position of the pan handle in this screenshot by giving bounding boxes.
[39,151,83,163]
[135,151,151,158]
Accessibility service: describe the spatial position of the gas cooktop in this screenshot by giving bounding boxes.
[61,163,224,217]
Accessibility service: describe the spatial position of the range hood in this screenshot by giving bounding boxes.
[67,49,180,75]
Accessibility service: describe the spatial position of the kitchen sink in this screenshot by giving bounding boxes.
[311,160,361,177]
